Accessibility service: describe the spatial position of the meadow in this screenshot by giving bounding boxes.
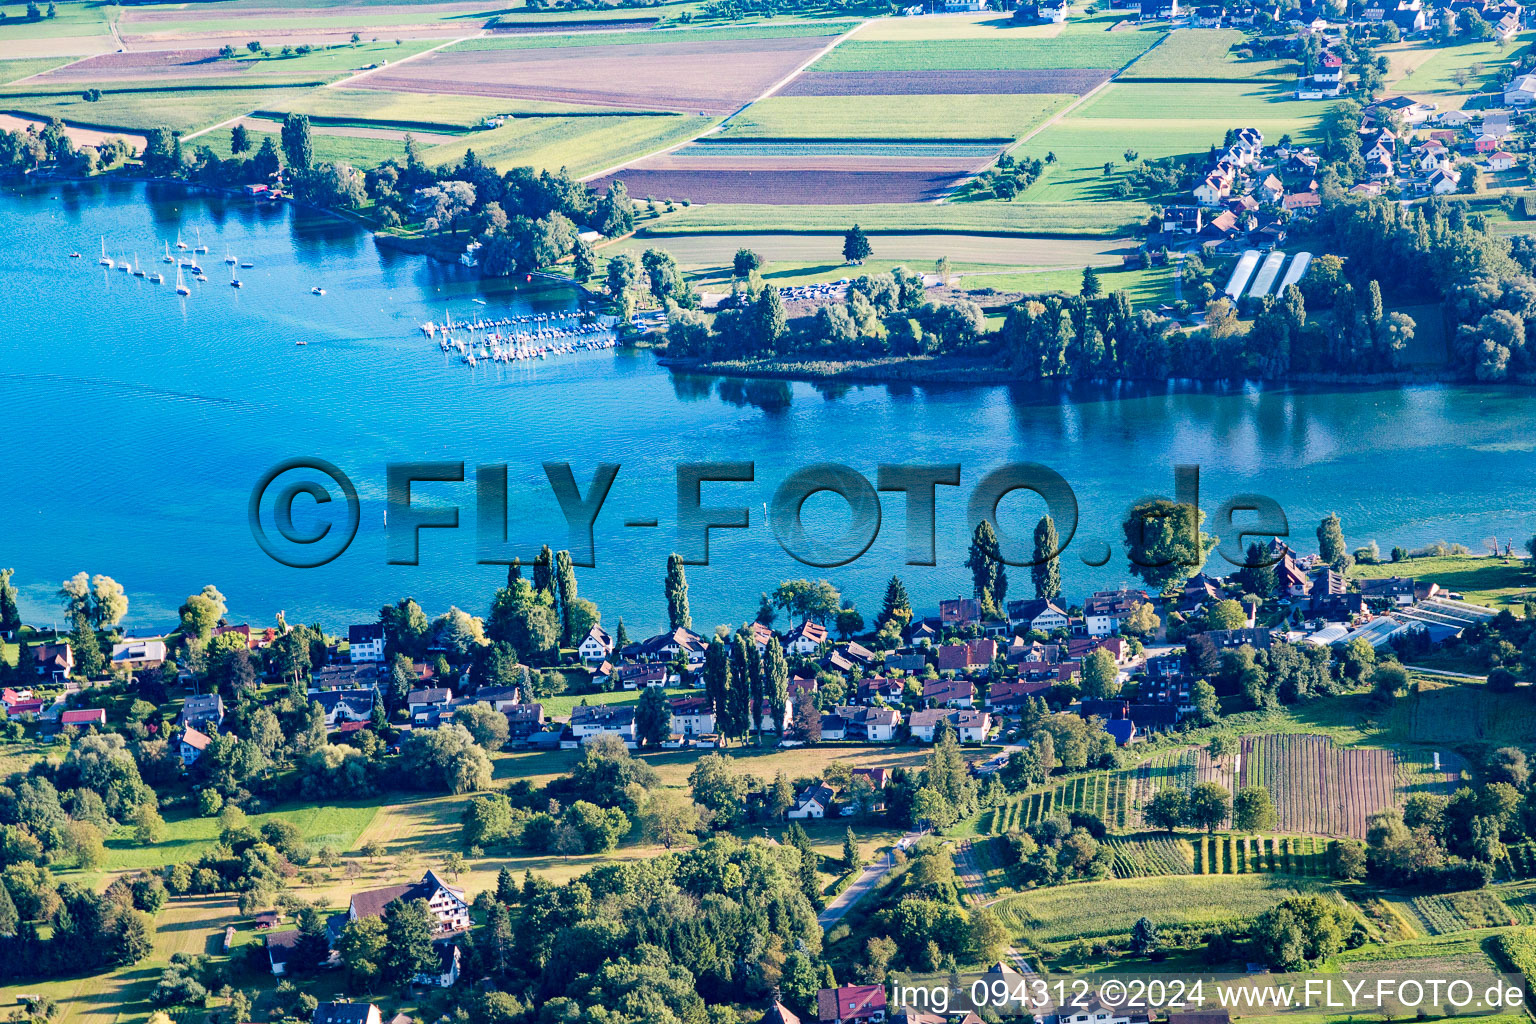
[445,21,857,51]
[1016,79,1332,203]
[0,82,320,133]
[813,32,1163,72]
[640,200,1152,237]
[426,112,712,175]
[991,874,1338,945]
[1120,27,1291,79]
[1350,553,1534,612]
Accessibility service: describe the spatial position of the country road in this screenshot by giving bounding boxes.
[818,829,924,929]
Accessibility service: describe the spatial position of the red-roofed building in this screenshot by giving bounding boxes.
[817,984,887,1023]
[935,637,996,674]
[60,708,105,728]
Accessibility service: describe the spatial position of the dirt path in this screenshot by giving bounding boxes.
[578,18,870,183]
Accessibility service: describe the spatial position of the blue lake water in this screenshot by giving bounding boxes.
[2,180,1533,636]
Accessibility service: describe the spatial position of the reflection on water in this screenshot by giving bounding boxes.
[0,181,1529,632]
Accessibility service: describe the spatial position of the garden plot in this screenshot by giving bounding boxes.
[1239,734,1397,838]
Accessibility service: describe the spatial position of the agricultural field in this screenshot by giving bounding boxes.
[1190,833,1334,876]
[716,93,1071,140]
[639,200,1151,236]
[0,82,319,133]
[1381,34,1530,106]
[1390,681,1536,745]
[361,32,838,114]
[991,874,1339,945]
[1238,733,1398,838]
[429,113,712,176]
[812,27,1164,73]
[1105,834,1193,878]
[776,68,1109,96]
[255,87,548,128]
[984,768,1135,832]
[1016,79,1331,203]
[1119,27,1291,80]
[1409,888,1523,935]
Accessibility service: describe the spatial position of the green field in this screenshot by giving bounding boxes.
[0,83,318,133]
[257,87,582,128]
[814,31,1163,71]
[200,123,410,169]
[427,112,712,175]
[641,200,1151,237]
[0,1,111,41]
[991,874,1339,945]
[718,92,1073,141]
[1016,80,1332,203]
[97,801,380,872]
[0,54,68,82]
[1350,554,1534,613]
[1383,35,1531,103]
[447,21,856,51]
[1120,27,1292,79]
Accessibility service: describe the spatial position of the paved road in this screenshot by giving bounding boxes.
[818,830,924,929]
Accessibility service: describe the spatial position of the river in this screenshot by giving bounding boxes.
[1,180,1531,636]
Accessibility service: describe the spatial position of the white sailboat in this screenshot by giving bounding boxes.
[162,241,174,264]
[194,228,208,255]
[175,264,190,296]
[133,255,144,277]
[230,261,242,288]
[175,231,187,251]
[98,238,113,268]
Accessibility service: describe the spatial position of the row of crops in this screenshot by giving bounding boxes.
[1410,890,1522,935]
[1191,834,1334,876]
[984,771,1132,833]
[1106,836,1193,879]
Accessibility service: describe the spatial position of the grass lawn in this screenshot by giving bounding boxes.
[425,112,713,175]
[855,12,1066,41]
[992,873,1337,946]
[1350,553,1535,612]
[1120,27,1292,79]
[201,122,411,168]
[813,28,1164,72]
[1382,34,1531,104]
[228,38,442,77]
[0,1,112,42]
[94,800,381,873]
[538,684,695,720]
[0,54,68,82]
[717,92,1074,141]
[641,199,1151,237]
[0,82,317,133]
[1016,79,1333,203]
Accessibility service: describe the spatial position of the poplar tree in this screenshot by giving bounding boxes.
[967,520,1007,618]
[665,553,690,630]
[704,639,731,732]
[726,634,751,742]
[764,637,789,734]
[554,550,578,645]
[1032,515,1062,601]
[532,545,554,595]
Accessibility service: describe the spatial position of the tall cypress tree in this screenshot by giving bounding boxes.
[1032,515,1062,601]
[764,637,789,734]
[554,550,578,645]
[726,634,751,743]
[69,612,103,680]
[665,553,690,630]
[747,640,765,737]
[966,520,1007,618]
[704,638,731,733]
[0,569,20,638]
[532,546,554,595]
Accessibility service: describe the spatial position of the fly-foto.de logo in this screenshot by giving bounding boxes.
[248,460,1291,571]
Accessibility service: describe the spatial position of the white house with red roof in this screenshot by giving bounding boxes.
[816,984,887,1023]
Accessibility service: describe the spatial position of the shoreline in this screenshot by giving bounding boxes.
[657,354,1493,389]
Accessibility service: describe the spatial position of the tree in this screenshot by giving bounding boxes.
[1081,265,1103,297]
[878,575,913,630]
[635,685,672,748]
[0,568,20,637]
[1081,648,1119,698]
[381,898,438,985]
[1122,498,1216,596]
[1251,894,1348,970]
[230,123,251,155]
[1144,788,1187,832]
[280,113,312,170]
[842,826,863,872]
[1130,916,1158,955]
[665,553,690,630]
[1317,512,1348,568]
[764,637,789,733]
[733,247,762,277]
[842,224,872,263]
[1031,515,1062,601]
[453,702,510,751]
[336,916,387,985]
[1184,782,1231,833]
[688,753,748,827]
[792,691,820,742]
[179,585,227,642]
[1233,785,1277,832]
[70,612,104,679]
[966,520,1007,618]
[1205,599,1248,631]
[1237,541,1277,597]
[641,791,703,849]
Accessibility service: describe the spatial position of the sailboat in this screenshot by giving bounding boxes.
[193,228,208,255]
[175,264,190,296]
[117,253,131,272]
[162,241,174,264]
[224,251,237,265]
[175,231,187,251]
[229,262,242,288]
[148,269,164,284]
[132,255,144,277]
[98,238,113,268]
